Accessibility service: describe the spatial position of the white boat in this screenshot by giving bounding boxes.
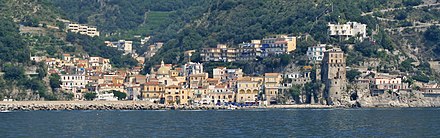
[227,105,237,110]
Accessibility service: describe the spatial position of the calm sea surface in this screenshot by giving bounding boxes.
[0,108,439,137]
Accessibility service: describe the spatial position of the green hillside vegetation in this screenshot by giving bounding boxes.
[51,0,204,36]
[0,18,70,100]
[0,0,61,27]
[142,0,407,73]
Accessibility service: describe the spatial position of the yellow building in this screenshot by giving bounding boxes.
[189,73,208,89]
[192,87,209,103]
[264,73,282,104]
[236,77,263,103]
[164,85,194,105]
[141,82,165,103]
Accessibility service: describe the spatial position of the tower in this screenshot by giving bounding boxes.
[321,47,346,105]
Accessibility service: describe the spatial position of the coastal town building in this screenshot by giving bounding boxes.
[105,40,133,54]
[66,23,100,37]
[145,42,163,59]
[201,44,238,62]
[200,35,297,62]
[261,35,297,56]
[328,22,367,40]
[208,84,235,104]
[60,74,87,93]
[307,44,328,61]
[141,82,165,103]
[264,73,282,104]
[237,40,262,61]
[283,71,312,87]
[236,77,263,104]
[370,74,408,96]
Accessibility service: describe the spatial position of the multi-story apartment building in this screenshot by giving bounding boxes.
[236,77,263,104]
[261,35,296,56]
[88,57,112,72]
[141,81,165,103]
[370,75,408,96]
[264,73,282,104]
[283,71,312,87]
[182,62,204,76]
[307,44,328,61]
[67,23,100,37]
[213,67,243,82]
[237,40,262,61]
[164,86,194,105]
[328,22,367,40]
[60,74,87,93]
[208,84,235,104]
[201,44,238,62]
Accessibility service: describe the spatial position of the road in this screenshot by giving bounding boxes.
[361,3,440,16]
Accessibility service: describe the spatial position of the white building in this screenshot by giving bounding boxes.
[60,74,87,92]
[104,40,133,54]
[67,23,100,37]
[213,67,243,82]
[307,44,328,61]
[328,22,367,40]
[141,36,151,45]
[183,62,204,76]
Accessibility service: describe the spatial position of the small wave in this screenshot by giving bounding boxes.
[244,109,269,112]
[179,110,205,112]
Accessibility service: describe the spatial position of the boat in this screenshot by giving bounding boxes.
[227,105,237,110]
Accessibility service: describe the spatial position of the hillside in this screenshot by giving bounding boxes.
[51,0,205,37]
[47,0,440,75]
[1,0,440,101]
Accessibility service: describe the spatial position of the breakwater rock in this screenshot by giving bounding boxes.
[0,101,333,111]
[0,101,234,111]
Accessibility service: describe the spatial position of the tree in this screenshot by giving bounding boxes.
[346,69,361,82]
[111,90,127,100]
[37,62,47,80]
[84,92,97,101]
[355,40,378,57]
[49,73,61,91]
[424,26,440,44]
[289,85,302,104]
[399,59,414,72]
[2,64,25,81]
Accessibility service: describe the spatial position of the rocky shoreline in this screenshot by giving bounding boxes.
[0,101,333,111]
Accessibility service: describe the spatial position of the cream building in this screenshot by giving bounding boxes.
[262,35,297,56]
[264,73,282,104]
[67,23,100,37]
[236,77,263,103]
